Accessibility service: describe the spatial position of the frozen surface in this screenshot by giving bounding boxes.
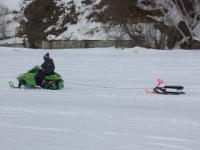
[0,47,200,150]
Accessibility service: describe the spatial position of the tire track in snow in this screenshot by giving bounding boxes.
[1,105,200,129]
[148,142,193,150]
[0,105,198,150]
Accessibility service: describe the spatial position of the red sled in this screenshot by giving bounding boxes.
[146,79,185,95]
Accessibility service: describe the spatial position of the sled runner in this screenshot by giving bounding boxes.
[146,79,185,95]
[9,65,64,90]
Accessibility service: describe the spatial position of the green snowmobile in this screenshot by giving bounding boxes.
[9,65,64,90]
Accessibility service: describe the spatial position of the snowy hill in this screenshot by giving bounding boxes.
[0,0,120,42]
[1,47,200,150]
[1,0,200,49]
[51,0,120,40]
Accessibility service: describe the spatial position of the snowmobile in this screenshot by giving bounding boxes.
[146,79,185,95]
[9,65,64,90]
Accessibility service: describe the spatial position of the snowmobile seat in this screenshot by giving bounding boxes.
[153,86,185,95]
[164,86,184,90]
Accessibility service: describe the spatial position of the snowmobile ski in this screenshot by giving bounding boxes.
[9,81,19,88]
[9,81,42,89]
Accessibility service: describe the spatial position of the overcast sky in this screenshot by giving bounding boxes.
[0,0,22,10]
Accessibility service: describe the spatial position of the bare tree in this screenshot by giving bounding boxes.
[169,0,200,47]
[0,3,9,39]
[89,0,200,49]
[88,0,165,48]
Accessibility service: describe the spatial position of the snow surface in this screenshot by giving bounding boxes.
[0,37,23,45]
[0,0,22,10]
[1,47,200,150]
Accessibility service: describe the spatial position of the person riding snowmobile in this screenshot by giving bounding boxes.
[12,54,63,89]
[42,52,55,75]
[18,52,55,88]
[37,52,55,86]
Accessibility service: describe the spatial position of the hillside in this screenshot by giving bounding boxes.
[0,0,120,42]
[1,0,200,49]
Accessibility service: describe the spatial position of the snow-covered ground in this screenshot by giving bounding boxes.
[0,0,22,10]
[0,47,200,150]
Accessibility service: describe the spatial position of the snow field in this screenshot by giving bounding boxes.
[0,47,200,150]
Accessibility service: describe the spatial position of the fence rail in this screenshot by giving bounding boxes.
[0,40,144,49]
[41,40,142,49]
